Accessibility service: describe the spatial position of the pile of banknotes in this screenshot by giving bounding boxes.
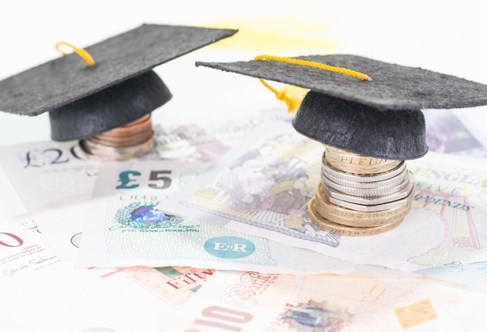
[1,110,487,331]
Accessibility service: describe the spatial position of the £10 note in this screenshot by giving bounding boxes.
[178,270,487,331]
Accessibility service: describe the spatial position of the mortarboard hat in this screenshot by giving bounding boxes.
[196,54,487,159]
[0,24,237,143]
[196,54,487,236]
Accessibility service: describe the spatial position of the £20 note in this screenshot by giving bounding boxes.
[161,123,487,272]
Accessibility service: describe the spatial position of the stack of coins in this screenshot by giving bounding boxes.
[79,114,154,161]
[308,146,414,236]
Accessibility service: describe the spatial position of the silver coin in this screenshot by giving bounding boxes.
[321,171,412,197]
[321,161,406,183]
[323,173,414,205]
[327,185,415,212]
[321,166,408,189]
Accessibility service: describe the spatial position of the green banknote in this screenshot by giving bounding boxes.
[76,159,356,274]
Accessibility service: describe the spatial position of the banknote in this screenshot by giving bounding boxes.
[32,200,91,259]
[0,167,27,219]
[0,215,208,331]
[0,141,98,212]
[126,266,213,309]
[0,216,61,279]
[0,119,259,213]
[424,108,487,158]
[1,119,264,257]
[352,260,487,293]
[76,159,357,274]
[122,265,214,308]
[178,270,487,331]
[417,260,487,292]
[161,123,487,272]
[150,117,263,162]
[0,140,99,260]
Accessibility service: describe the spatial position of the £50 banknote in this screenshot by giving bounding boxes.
[160,122,487,272]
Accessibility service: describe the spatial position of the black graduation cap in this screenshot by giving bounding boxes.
[196,54,487,159]
[0,24,237,141]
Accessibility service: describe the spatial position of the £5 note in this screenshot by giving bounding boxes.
[76,159,357,275]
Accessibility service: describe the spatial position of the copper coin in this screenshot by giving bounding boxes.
[80,136,154,161]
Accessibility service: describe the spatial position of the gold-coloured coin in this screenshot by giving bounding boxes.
[324,146,401,175]
[316,183,412,219]
[308,198,405,236]
[314,186,412,227]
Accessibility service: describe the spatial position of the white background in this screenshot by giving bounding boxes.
[0,0,486,145]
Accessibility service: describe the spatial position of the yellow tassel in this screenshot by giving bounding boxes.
[55,42,96,67]
[255,55,371,113]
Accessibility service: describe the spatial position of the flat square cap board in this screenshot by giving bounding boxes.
[196,54,487,111]
[0,24,238,116]
[196,54,487,159]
